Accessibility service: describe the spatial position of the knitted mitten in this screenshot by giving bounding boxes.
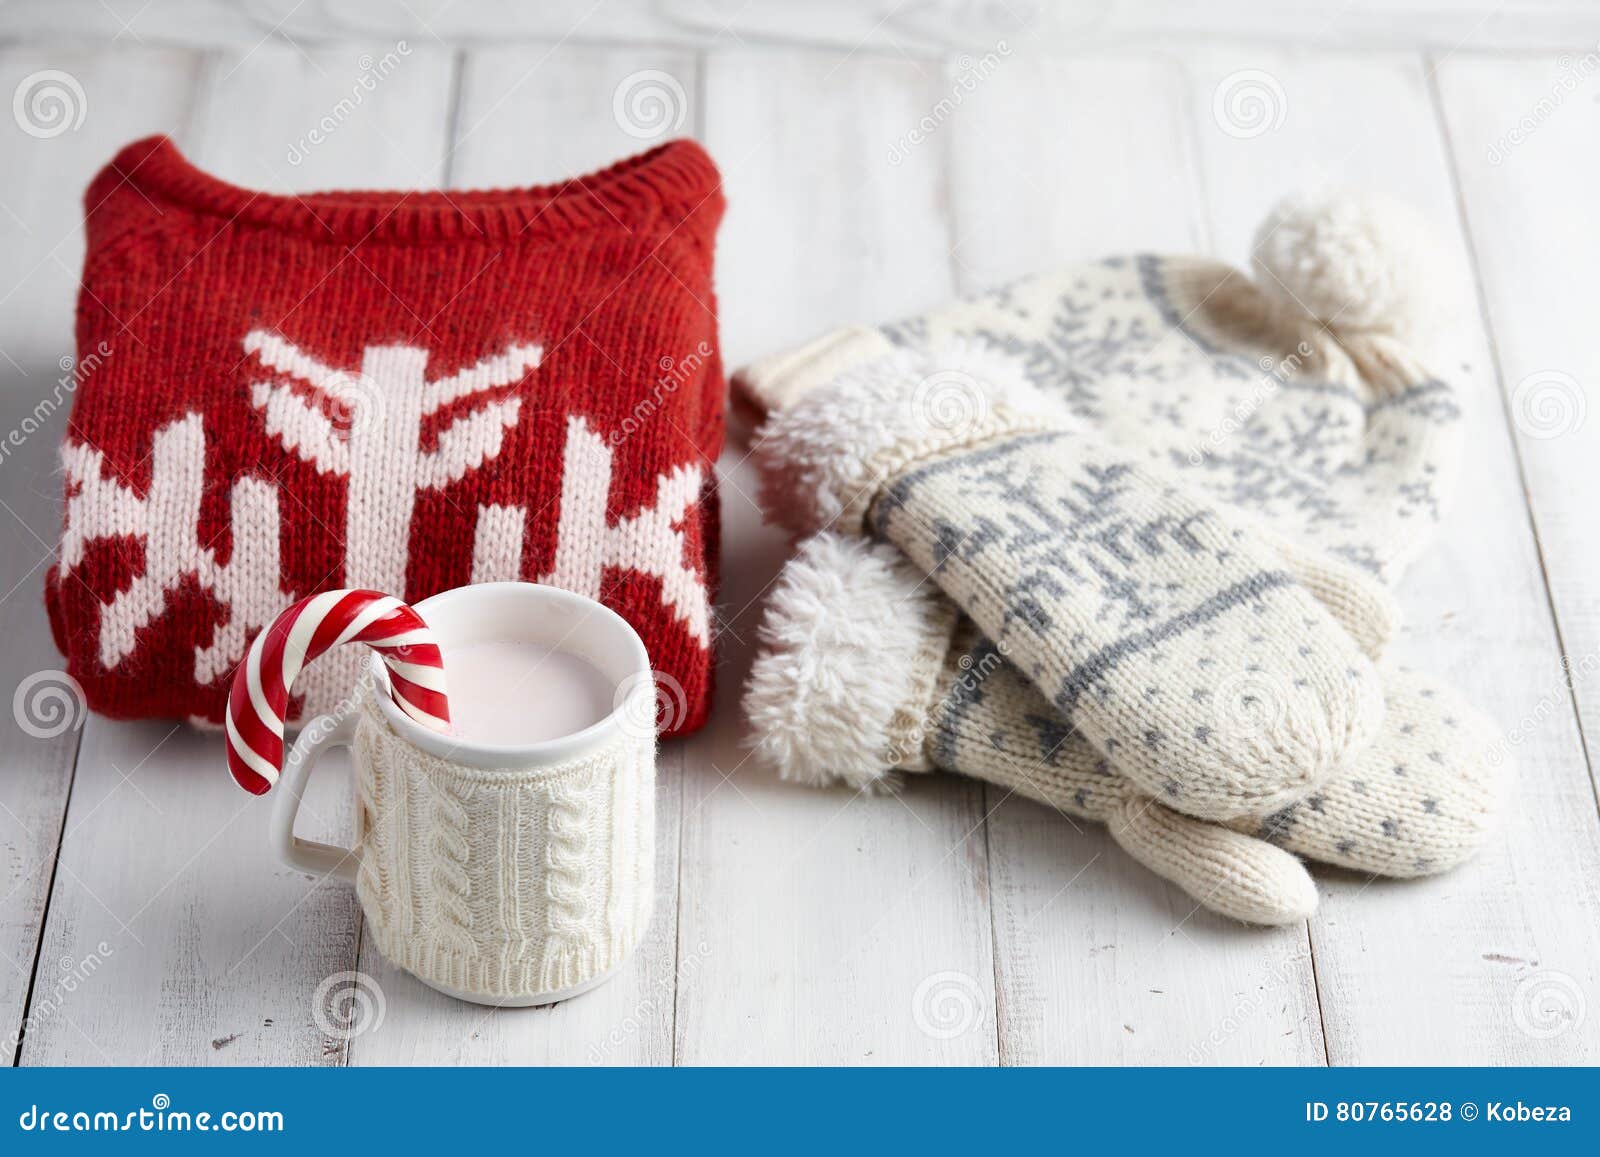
[754,343,1385,821]
[737,191,1462,586]
[744,535,1502,925]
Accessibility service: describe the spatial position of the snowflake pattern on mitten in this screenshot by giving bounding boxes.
[880,254,1461,582]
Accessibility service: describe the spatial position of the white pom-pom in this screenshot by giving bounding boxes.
[1251,191,1447,348]
[742,534,947,792]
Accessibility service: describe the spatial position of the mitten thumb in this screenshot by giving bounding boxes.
[1262,524,1400,660]
[1106,792,1318,925]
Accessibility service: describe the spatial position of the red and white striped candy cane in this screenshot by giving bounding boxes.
[227,589,450,795]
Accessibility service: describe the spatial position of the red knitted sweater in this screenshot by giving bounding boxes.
[49,135,726,734]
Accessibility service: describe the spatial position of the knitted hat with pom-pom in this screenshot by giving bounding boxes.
[736,191,1463,586]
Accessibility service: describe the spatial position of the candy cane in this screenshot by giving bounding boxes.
[226,589,450,795]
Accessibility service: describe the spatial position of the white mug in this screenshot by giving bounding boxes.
[271,582,657,1006]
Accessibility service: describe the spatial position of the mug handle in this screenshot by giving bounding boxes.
[270,714,360,883]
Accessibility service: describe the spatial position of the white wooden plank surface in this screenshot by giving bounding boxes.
[345,43,700,1067]
[943,52,1209,286]
[0,43,200,1066]
[1435,54,1600,795]
[4,0,1599,53]
[1430,53,1600,1063]
[4,33,1597,1067]
[676,48,998,1065]
[22,40,459,1065]
[187,39,453,192]
[943,51,1326,1066]
[1186,44,1600,1064]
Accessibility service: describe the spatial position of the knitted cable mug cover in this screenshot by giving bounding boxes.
[49,135,727,736]
[257,581,660,1004]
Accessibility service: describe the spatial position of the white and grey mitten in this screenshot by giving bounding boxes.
[744,535,1502,925]
[737,192,1464,585]
[755,342,1385,821]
